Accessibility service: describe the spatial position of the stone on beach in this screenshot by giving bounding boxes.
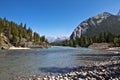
[14,56,120,80]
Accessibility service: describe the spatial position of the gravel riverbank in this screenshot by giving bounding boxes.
[13,55,120,80]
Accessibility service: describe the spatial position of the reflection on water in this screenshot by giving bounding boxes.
[0,46,116,79]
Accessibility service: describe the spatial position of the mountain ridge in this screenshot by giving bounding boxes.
[70,11,120,40]
[47,36,68,43]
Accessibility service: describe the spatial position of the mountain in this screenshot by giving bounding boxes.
[0,18,49,49]
[47,36,68,43]
[117,10,120,16]
[70,10,120,40]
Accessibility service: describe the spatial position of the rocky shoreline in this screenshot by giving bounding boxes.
[0,33,50,50]
[0,44,51,50]
[13,56,120,80]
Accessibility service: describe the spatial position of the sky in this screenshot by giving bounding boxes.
[0,0,120,37]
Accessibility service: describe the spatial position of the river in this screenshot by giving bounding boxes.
[0,46,116,80]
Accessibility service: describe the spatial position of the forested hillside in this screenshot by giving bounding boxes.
[52,32,120,47]
[0,18,49,49]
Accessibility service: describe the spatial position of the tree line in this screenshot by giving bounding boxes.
[52,32,120,47]
[0,17,48,47]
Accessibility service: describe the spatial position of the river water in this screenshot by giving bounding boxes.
[0,46,116,80]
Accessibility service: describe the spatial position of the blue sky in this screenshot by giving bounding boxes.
[0,0,120,37]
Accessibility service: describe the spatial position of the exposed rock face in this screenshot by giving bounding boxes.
[117,10,120,16]
[70,11,120,40]
[0,33,12,49]
[70,27,82,40]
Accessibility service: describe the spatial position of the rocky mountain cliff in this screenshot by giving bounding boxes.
[70,10,120,40]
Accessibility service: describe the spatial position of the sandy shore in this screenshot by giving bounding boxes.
[9,46,30,50]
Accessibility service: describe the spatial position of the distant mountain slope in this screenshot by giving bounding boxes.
[47,36,68,43]
[70,10,120,39]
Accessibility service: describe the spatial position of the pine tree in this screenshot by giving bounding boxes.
[27,27,33,41]
[33,32,40,44]
[12,34,18,46]
[41,36,45,42]
[69,40,73,47]
[99,33,105,42]
[89,38,93,45]
[106,32,114,43]
[113,37,119,46]
[0,33,1,46]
